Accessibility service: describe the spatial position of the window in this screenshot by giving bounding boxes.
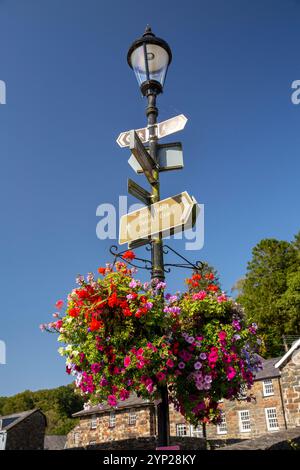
[238,410,251,432]
[217,412,228,435]
[176,423,187,436]
[109,411,116,428]
[128,409,137,425]
[190,425,203,438]
[265,408,279,431]
[74,432,80,447]
[263,379,274,397]
[90,414,97,429]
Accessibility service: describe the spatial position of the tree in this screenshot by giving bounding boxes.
[277,269,300,335]
[0,385,83,435]
[237,237,299,357]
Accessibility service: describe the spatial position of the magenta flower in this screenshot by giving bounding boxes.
[226,366,236,381]
[91,363,101,374]
[156,371,166,382]
[107,395,118,407]
[218,331,227,341]
[166,358,174,368]
[194,361,202,370]
[232,319,241,331]
[119,389,130,401]
[124,356,131,368]
[178,361,185,369]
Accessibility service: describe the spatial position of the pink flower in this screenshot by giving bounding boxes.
[218,331,227,341]
[192,291,207,300]
[55,300,64,310]
[55,320,63,330]
[156,371,166,382]
[226,366,236,381]
[166,359,174,368]
[217,294,227,303]
[107,395,118,407]
[136,348,144,358]
[124,356,131,368]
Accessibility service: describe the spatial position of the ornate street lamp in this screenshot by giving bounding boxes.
[127,25,172,96]
[127,26,172,448]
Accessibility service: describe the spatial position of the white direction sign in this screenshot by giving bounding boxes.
[157,114,188,139]
[119,191,197,245]
[116,114,188,148]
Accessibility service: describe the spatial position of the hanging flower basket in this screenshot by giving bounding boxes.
[41,255,262,424]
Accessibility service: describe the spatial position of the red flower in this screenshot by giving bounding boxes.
[98,267,106,275]
[68,307,80,318]
[122,250,136,261]
[207,284,218,292]
[192,273,202,281]
[76,288,90,300]
[108,292,119,308]
[90,318,103,331]
[205,273,215,280]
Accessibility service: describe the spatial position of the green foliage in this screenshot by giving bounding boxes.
[0,384,83,435]
[237,231,300,357]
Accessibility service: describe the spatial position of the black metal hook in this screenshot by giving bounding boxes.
[109,243,205,275]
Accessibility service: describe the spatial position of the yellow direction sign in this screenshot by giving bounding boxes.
[119,191,197,245]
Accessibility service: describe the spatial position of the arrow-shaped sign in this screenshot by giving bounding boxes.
[129,130,157,184]
[127,178,152,206]
[157,114,188,139]
[116,114,188,148]
[119,191,198,245]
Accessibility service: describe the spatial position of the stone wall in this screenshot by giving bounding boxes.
[219,428,300,450]
[6,411,46,450]
[67,405,155,448]
[169,379,286,440]
[280,349,300,428]
[68,436,207,450]
[208,379,285,439]
[67,377,290,447]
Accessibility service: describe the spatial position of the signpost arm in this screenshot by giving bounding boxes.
[146,89,170,447]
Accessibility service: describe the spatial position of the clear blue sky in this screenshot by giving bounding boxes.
[0,0,299,396]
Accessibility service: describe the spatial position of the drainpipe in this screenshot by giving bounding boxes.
[278,376,288,430]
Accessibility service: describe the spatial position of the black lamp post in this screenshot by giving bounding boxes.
[127,26,172,447]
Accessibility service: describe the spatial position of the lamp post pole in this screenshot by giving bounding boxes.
[146,88,170,447]
[127,25,173,448]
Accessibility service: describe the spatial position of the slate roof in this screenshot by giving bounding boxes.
[44,435,67,450]
[254,357,281,380]
[0,409,46,431]
[72,395,152,417]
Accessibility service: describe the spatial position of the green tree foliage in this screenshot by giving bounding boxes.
[237,232,300,357]
[0,384,84,435]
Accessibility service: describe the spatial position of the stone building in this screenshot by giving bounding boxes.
[66,341,300,448]
[0,409,47,450]
[274,338,300,429]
